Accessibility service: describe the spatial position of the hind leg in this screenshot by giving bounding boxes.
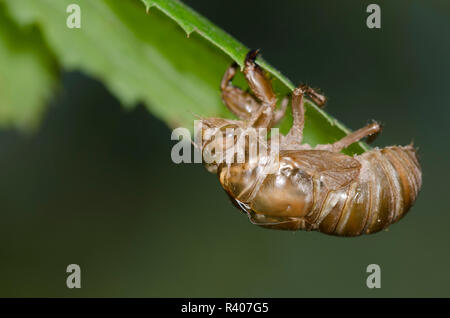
[316,122,382,152]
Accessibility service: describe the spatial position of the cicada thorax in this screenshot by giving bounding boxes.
[218,152,317,231]
[219,144,421,237]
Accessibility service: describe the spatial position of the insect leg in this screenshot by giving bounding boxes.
[302,86,327,108]
[244,49,277,108]
[272,95,289,126]
[323,122,382,152]
[243,50,279,128]
[220,62,261,120]
[285,85,307,143]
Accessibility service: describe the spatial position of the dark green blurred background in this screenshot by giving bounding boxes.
[1,0,450,297]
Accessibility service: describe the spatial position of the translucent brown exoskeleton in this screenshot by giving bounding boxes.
[198,50,422,237]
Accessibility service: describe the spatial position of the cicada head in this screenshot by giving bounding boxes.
[195,118,244,174]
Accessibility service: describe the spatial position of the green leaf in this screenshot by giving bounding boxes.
[0,3,58,131]
[2,0,368,153]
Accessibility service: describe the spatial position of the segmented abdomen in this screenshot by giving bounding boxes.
[315,145,422,236]
[219,145,422,236]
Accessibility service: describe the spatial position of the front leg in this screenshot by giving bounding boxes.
[244,50,277,108]
[243,50,279,129]
[220,62,260,121]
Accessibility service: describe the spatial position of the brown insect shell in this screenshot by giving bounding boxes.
[197,118,243,174]
[217,148,315,219]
